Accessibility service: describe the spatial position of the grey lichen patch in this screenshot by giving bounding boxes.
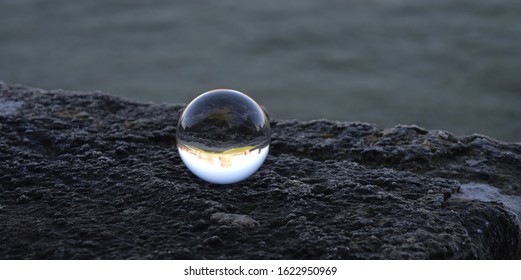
[0,100,23,116]
[210,212,260,230]
[454,183,521,227]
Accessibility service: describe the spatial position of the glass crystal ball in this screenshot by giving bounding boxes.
[176,89,271,184]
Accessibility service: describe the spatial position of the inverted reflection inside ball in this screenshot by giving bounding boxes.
[176,89,271,184]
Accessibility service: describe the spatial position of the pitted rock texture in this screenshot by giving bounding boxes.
[1,81,520,259]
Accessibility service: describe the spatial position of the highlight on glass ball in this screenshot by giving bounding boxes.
[176,89,271,184]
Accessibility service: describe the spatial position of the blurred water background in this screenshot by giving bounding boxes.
[1,0,520,142]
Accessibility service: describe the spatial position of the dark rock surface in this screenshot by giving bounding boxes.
[1,81,520,259]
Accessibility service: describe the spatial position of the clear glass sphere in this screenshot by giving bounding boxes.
[176,89,271,184]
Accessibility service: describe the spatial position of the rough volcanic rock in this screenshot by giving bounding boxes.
[1,81,520,259]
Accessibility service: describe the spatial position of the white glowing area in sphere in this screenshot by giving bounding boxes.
[178,145,269,184]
